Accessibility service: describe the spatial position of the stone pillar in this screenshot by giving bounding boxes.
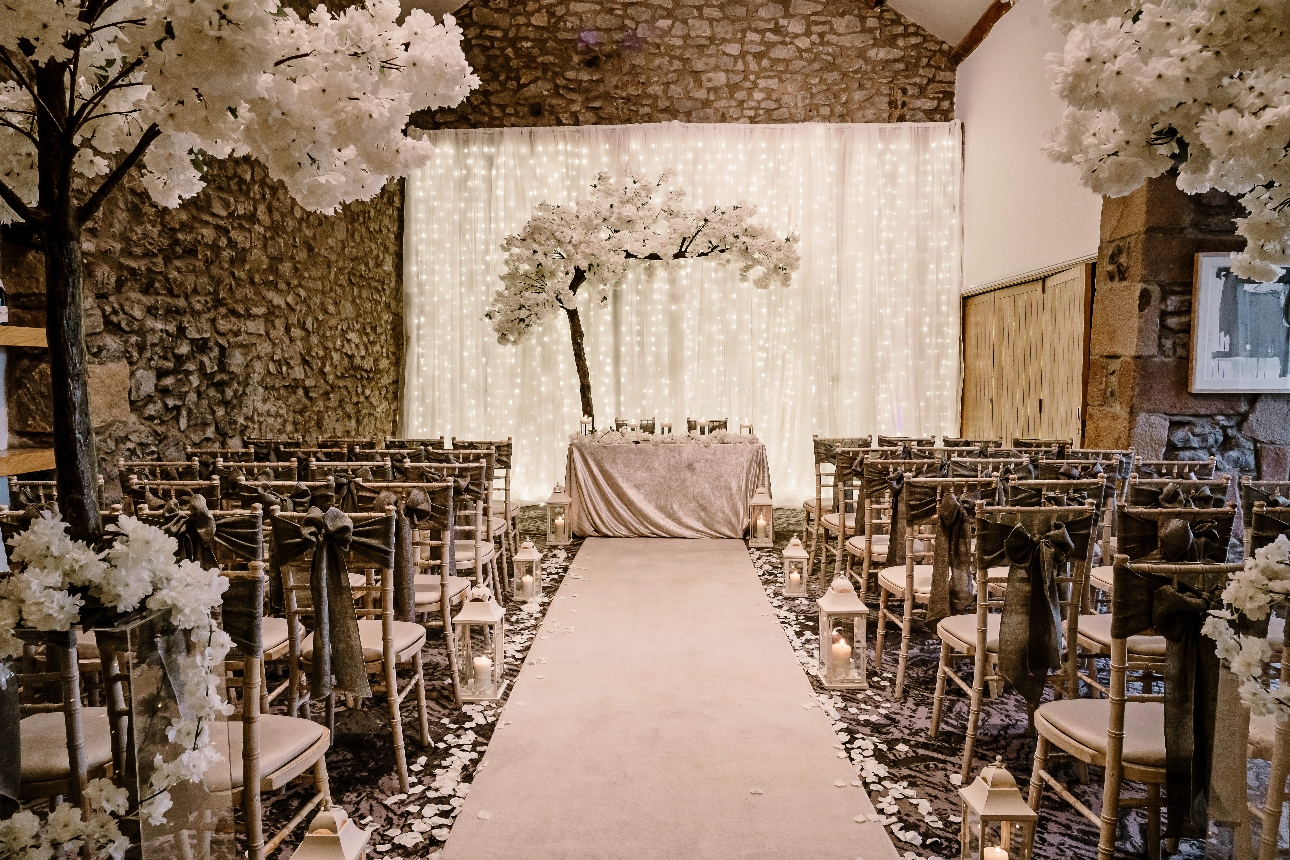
[1085,176,1290,477]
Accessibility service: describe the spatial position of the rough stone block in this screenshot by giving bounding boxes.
[1131,358,1247,414]
[1085,406,1131,450]
[88,361,133,429]
[1245,395,1290,444]
[1130,412,1170,459]
[1089,283,1158,358]
[1257,444,1290,481]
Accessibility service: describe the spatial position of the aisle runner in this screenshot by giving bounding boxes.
[442,538,898,860]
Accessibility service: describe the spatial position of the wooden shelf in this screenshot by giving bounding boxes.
[0,327,47,348]
[0,448,56,476]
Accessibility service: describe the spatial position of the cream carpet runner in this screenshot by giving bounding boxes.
[442,538,899,860]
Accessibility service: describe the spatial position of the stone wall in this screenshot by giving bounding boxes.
[419,0,954,128]
[0,158,404,496]
[1084,176,1290,480]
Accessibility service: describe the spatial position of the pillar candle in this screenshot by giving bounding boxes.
[473,655,493,687]
[983,847,1008,860]
[788,571,801,591]
[521,573,534,597]
[755,514,768,539]
[553,514,565,541]
[830,633,852,676]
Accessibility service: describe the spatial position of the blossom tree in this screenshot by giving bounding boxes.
[0,0,478,541]
[1044,0,1290,282]
[485,172,801,428]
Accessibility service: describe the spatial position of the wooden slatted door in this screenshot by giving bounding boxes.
[960,264,1092,445]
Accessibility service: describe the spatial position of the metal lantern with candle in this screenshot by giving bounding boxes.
[546,483,572,546]
[748,487,774,548]
[452,586,506,703]
[816,576,868,689]
[291,804,371,860]
[513,540,543,601]
[957,756,1037,860]
[782,535,808,597]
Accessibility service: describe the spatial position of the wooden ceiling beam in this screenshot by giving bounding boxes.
[949,0,1013,65]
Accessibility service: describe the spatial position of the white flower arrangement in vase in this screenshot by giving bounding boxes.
[0,513,232,856]
[1202,534,1290,716]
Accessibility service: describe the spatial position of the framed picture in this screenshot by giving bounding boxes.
[1190,252,1290,393]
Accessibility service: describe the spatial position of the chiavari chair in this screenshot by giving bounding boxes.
[931,500,1099,781]
[1026,556,1240,860]
[273,506,429,792]
[6,476,106,513]
[454,437,520,558]
[804,437,870,578]
[396,457,499,596]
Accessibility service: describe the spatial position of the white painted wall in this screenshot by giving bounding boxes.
[956,0,1101,291]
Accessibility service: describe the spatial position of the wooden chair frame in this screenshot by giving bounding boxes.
[1134,457,1217,479]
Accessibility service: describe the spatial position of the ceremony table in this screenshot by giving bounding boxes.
[566,437,771,538]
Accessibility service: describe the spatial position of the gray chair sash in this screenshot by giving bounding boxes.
[1111,561,1222,838]
[271,507,395,700]
[927,491,974,626]
[374,487,455,622]
[1251,507,1290,554]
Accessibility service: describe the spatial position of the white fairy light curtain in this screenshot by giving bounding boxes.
[403,121,963,502]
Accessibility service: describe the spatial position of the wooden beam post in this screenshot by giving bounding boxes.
[950,0,1013,65]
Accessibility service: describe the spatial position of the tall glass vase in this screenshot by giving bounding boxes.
[93,610,236,860]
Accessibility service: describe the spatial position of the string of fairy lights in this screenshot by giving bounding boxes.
[403,121,963,502]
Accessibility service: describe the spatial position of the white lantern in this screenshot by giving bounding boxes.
[748,487,774,548]
[546,483,572,546]
[782,535,808,597]
[291,805,371,860]
[958,757,1038,860]
[452,586,506,703]
[513,540,542,601]
[816,576,868,689]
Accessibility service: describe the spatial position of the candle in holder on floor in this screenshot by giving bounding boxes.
[747,487,774,548]
[546,483,572,546]
[453,586,506,703]
[816,576,868,689]
[957,757,1036,860]
[513,540,542,601]
[782,535,808,597]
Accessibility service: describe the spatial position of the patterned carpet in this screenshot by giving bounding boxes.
[259,508,1248,859]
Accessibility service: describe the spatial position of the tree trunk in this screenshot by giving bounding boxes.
[563,267,595,429]
[43,217,102,542]
[35,59,102,542]
[565,305,595,430]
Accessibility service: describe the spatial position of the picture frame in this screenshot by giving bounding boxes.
[1190,252,1290,393]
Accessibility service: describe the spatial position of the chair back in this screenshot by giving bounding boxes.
[1239,476,1290,530]
[949,457,1029,478]
[385,436,447,450]
[1003,477,1107,509]
[1115,503,1236,562]
[188,447,265,464]
[307,457,393,481]
[1135,457,1216,479]
[5,477,107,514]
[1249,501,1290,557]
[877,435,935,447]
[136,503,265,570]
[942,437,1002,449]
[1125,475,1230,508]
[124,476,221,515]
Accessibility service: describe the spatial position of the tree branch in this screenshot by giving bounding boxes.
[274,52,314,67]
[72,53,146,129]
[76,122,159,224]
[0,114,38,145]
[0,176,44,226]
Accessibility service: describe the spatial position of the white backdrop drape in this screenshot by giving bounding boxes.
[403,121,963,503]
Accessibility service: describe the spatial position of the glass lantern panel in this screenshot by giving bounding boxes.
[783,560,806,596]
[548,507,569,543]
[516,563,539,600]
[751,507,772,541]
[457,624,497,698]
[961,809,982,860]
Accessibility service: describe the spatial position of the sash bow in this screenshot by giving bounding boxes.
[997,522,1077,708]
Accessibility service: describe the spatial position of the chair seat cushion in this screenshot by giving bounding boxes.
[21,708,114,783]
[1078,614,1167,657]
[455,541,496,564]
[506,502,522,520]
[802,496,833,515]
[261,617,302,654]
[877,565,933,600]
[844,535,888,561]
[1035,699,1166,768]
[303,619,426,664]
[77,630,99,660]
[414,575,472,607]
[489,516,507,537]
[821,512,856,532]
[936,613,1000,653]
[1089,565,1114,593]
[206,715,328,792]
